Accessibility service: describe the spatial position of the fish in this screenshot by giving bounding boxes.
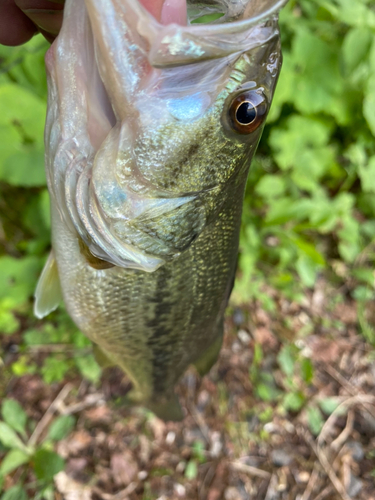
[34,0,287,420]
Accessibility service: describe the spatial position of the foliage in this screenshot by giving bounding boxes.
[234,0,375,315]
[0,398,72,499]
[0,0,374,343]
[0,2,374,495]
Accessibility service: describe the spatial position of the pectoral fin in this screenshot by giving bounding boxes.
[34,251,62,319]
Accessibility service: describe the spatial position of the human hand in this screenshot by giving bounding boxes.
[0,0,64,46]
[0,0,182,47]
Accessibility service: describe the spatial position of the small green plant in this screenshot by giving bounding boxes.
[277,343,314,413]
[0,398,74,499]
[184,440,207,480]
[249,343,281,402]
[233,0,375,307]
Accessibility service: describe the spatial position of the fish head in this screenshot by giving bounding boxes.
[45,0,286,272]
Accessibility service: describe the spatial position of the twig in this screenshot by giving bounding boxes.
[96,482,138,500]
[187,403,210,443]
[229,461,271,480]
[298,426,351,500]
[300,463,320,500]
[264,473,278,500]
[61,393,105,415]
[318,394,375,447]
[28,384,73,447]
[312,485,334,500]
[325,365,375,421]
[331,409,354,452]
[199,463,216,500]
[113,482,138,500]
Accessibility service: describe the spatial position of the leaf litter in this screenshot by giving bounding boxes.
[1,277,375,500]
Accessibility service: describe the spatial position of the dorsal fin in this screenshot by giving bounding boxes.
[34,251,62,319]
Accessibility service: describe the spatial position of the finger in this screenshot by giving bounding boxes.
[140,0,187,25]
[0,0,37,46]
[15,0,64,38]
[139,0,164,21]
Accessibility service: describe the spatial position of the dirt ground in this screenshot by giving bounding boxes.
[2,278,375,500]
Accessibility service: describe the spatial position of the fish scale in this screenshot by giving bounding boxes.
[35,0,287,420]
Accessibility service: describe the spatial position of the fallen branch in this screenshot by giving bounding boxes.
[324,366,375,421]
[330,409,354,452]
[28,383,73,447]
[300,463,320,500]
[312,485,334,500]
[298,426,351,500]
[318,394,375,447]
[229,461,271,480]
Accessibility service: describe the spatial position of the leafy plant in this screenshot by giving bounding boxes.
[0,398,73,499]
[233,0,375,312]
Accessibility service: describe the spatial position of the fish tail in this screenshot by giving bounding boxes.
[193,329,223,377]
[147,393,184,422]
[92,344,117,368]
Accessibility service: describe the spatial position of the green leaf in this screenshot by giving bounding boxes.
[301,358,314,384]
[0,300,20,335]
[364,79,375,137]
[341,27,372,75]
[0,149,45,187]
[2,399,28,439]
[283,392,305,412]
[0,449,30,476]
[269,116,332,173]
[0,256,42,306]
[358,156,375,193]
[277,345,295,377]
[332,0,375,28]
[0,422,26,451]
[319,397,341,415]
[0,84,46,187]
[33,449,65,481]
[41,357,72,384]
[256,382,280,402]
[48,415,75,441]
[296,255,318,287]
[185,460,198,480]
[73,354,102,384]
[192,440,206,463]
[287,29,350,123]
[1,485,28,500]
[307,406,324,435]
[255,175,285,199]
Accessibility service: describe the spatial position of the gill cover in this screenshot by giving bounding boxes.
[45,0,286,272]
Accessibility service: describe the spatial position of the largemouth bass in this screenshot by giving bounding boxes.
[35,0,286,420]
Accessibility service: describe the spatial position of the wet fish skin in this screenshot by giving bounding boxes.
[36,0,284,420]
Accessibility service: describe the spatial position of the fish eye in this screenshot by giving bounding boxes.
[229,91,268,134]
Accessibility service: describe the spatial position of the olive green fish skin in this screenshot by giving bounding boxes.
[41,0,283,418]
[53,46,280,412]
[52,176,243,405]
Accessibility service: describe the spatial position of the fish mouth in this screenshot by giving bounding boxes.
[45,0,285,272]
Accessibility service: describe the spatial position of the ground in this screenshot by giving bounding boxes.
[1,277,375,500]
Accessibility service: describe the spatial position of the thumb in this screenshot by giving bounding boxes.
[15,0,64,42]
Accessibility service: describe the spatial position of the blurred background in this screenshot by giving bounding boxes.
[0,0,375,499]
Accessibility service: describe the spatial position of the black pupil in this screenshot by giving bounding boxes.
[236,101,256,125]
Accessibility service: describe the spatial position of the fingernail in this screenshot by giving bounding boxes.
[22,9,63,35]
[161,0,187,25]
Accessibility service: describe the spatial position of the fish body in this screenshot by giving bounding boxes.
[35,0,286,419]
